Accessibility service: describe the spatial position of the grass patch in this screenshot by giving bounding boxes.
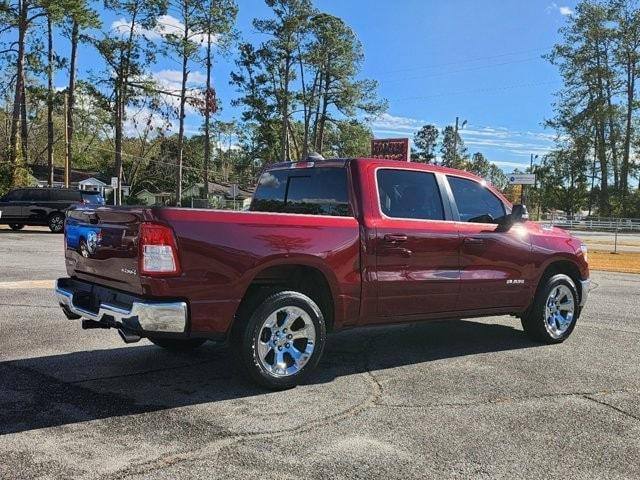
[589,251,640,274]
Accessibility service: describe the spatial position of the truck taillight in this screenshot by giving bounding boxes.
[139,223,181,276]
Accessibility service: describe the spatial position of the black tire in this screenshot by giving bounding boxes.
[231,290,327,390]
[48,212,65,233]
[148,337,207,351]
[521,273,580,344]
[8,224,24,231]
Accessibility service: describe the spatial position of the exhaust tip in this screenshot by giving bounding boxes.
[118,329,142,344]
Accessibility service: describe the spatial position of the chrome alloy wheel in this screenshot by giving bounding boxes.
[255,306,316,377]
[544,284,575,339]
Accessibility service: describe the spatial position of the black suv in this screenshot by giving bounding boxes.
[0,188,105,233]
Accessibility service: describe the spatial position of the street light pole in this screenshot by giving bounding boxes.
[452,116,467,167]
[528,153,538,212]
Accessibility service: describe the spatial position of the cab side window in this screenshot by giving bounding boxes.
[447,176,505,224]
[377,169,444,221]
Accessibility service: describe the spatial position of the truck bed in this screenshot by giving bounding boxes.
[64,206,361,334]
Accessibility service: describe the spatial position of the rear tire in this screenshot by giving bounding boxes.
[8,224,24,231]
[48,212,65,233]
[148,337,206,351]
[521,273,580,344]
[231,290,326,390]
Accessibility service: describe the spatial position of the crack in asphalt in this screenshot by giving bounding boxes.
[373,387,640,410]
[583,394,640,423]
[97,335,386,480]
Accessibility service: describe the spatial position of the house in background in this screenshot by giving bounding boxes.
[78,177,107,194]
[30,165,129,200]
[136,189,172,206]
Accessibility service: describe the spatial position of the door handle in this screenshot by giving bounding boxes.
[463,237,484,245]
[384,234,408,243]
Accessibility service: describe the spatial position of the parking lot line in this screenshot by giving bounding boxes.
[0,279,55,290]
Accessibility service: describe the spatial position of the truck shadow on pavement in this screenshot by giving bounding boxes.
[0,319,540,436]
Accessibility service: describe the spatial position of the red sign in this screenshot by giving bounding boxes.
[371,138,410,161]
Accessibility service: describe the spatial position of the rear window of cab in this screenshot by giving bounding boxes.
[251,167,352,217]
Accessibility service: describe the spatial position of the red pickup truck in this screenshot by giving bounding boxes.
[56,158,590,389]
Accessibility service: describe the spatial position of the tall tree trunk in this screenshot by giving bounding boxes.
[46,15,54,186]
[316,68,330,154]
[203,31,212,203]
[67,19,79,184]
[311,69,323,151]
[176,3,189,207]
[9,0,27,170]
[605,87,619,190]
[20,78,28,165]
[297,46,312,160]
[596,119,609,216]
[621,57,634,194]
[280,53,291,161]
[114,7,139,205]
[114,77,123,204]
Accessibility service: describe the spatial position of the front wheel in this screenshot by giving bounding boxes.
[232,290,326,390]
[521,273,580,344]
[8,224,24,231]
[48,213,65,233]
[148,337,207,351]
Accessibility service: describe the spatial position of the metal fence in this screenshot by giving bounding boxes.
[540,215,640,233]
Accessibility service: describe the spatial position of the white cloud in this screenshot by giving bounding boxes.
[547,3,574,16]
[111,15,217,45]
[155,69,207,86]
[371,113,425,132]
[370,112,555,164]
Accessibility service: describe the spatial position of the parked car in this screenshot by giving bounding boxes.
[0,187,105,233]
[55,158,590,389]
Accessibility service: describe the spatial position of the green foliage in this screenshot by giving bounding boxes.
[323,120,373,158]
[466,152,508,191]
[231,0,386,162]
[440,125,467,169]
[547,0,640,216]
[413,124,438,163]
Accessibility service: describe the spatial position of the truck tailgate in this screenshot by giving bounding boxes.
[65,207,148,295]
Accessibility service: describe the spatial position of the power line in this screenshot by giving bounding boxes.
[390,80,559,103]
[369,47,551,78]
[379,57,541,84]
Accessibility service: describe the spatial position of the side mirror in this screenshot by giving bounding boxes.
[498,204,528,232]
[511,204,529,223]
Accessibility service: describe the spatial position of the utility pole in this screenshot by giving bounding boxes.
[64,93,70,188]
[453,117,459,164]
[452,117,467,167]
[524,153,538,207]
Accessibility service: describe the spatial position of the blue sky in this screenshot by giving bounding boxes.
[59,0,577,171]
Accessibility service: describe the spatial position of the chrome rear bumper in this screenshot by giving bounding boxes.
[55,278,187,333]
[579,278,590,307]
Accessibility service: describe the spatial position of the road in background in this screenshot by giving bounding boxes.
[571,230,640,253]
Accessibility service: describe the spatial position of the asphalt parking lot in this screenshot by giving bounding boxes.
[1,228,639,479]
